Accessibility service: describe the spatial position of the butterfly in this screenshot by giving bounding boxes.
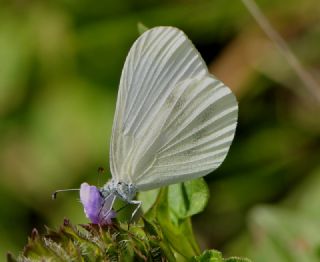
[54,26,238,225]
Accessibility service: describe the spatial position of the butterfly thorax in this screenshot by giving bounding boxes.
[100,179,137,202]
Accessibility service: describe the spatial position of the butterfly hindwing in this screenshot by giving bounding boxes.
[110,26,238,190]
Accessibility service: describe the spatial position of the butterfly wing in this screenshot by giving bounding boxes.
[110,26,238,191]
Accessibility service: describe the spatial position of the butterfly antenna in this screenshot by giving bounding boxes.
[52,189,80,200]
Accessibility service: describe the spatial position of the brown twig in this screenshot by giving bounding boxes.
[241,0,320,102]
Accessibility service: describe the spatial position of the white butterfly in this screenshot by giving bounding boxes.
[56,26,238,224]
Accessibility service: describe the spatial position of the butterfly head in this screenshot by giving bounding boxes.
[101,179,137,203]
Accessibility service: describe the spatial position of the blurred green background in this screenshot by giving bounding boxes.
[1,0,320,260]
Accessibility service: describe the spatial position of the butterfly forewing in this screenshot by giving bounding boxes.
[110,26,238,190]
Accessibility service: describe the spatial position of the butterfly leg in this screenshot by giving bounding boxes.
[99,194,117,224]
[128,200,142,229]
[98,193,114,216]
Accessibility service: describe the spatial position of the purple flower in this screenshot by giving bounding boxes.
[80,182,116,225]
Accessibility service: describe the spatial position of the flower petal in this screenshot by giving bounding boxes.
[80,183,103,224]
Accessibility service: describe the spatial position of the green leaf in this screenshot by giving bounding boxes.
[224,258,252,262]
[168,178,209,219]
[142,218,176,261]
[137,22,149,35]
[140,178,209,217]
[192,250,252,262]
[192,250,223,262]
[146,187,201,259]
[142,179,210,258]
[138,188,160,213]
